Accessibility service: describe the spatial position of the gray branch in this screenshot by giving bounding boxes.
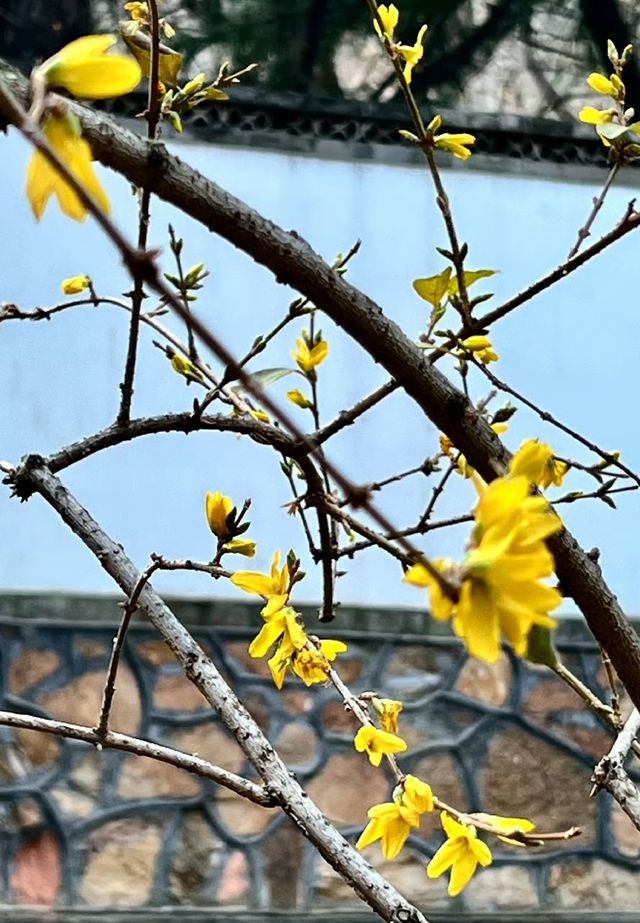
[6,459,428,923]
[592,709,640,831]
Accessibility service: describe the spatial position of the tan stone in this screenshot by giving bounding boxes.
[154,674,211,712]
[385,646,457,699]
[480,725,596,847]
[216,788,278,836]
[275,721,318,767]
[16,729,60,768]
[218,850,249,904]
[136,639,177,666]
[455,655,511,707]
[74,638,109,659]
[14,797,43,830]
[171,723,245,774]
[81,819,163,906]
[523,676,613,757]
[226,642,271,678]
[118,754,201,799]
[463,864,539,910]
[171,811,221,901]
[306,753,390,825]
[51,788,95,818]
[262,822,305,908]
[549,858,640,909]
[70,752,102,797]
[611,802,640,858]
[39,667,141,736]
[10,648,61,695]
[282,690,314,715]
[321,701,358,735]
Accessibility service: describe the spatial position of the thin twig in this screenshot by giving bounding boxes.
[0,710,275,805]
[310,379,399,448]
[117,0,163,424]
[566,162,621,260]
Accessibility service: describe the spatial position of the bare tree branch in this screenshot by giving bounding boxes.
[3,459,429,923]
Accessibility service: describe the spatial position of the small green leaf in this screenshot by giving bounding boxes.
[526,625,560,668]
[234,367,294,393]
[413,267,452,307]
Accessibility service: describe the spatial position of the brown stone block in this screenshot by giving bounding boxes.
[282,689,314,716]
[306,752,390,825]
[51,787,95,818]
[170,811,221,902]
[548,858,640,909]
[171,723,245,774]
[275,720,319,768]
[462,864,539,910]
[15,728,60,768]
[385,646,458,700]
[10,648,61,696]
[136,638,178,666]
[216,788,278,836]
[39,667,141,736]
[455,655,512,707]
[321,701,358,735]
[226,641,272,678]
[74,638,110,659]
[611,801,640,858]
[154,674,211,713]
[480,725,596,847]
[81,818,163,906]
[118,753,202,799]
[262,822,305,909]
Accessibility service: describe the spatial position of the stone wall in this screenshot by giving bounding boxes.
[0,594,638,916]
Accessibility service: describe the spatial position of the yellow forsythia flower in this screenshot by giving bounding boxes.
[205,491,234,539]
[231,550,292,617]
[27,113,111,221]
[460,335,499,364]
[287,389,313,409]
[170,353,204,383]
[587,73,618,98]
[223,538,257,558]
[353,725,407,767]
[250,409,271,423]
[61,275,90,295]
[292,338,329,374]
[357,775,434,859]
[374,4,399,40]
[374,698,404,734]
[405,475,562,662]
[248,605,307,660]
[434,132,476,160]
[39,35,141,99]
[579,106,615,125]
[397,24,428,84]
[427,812,492,896]
[291,640,347,686]
[510,438,568,488]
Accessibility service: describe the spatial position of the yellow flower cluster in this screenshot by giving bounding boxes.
[373,4,428,85]
[405,446,564,662]
[232,551,346,688]
[27,35,141,221]
[357,775,434,859]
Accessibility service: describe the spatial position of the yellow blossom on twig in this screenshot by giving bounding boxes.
[579,106,615,125]
[223,538,257,558]
[427,812,492,896]
[510,438,568,488]
[460,335,499,364]
[357,775,434,859]
[373,4,399,40]
[291,639,347,686]
[38,35,141,99]
[434,131,476,160]
[397,24,428,85]
[205,491,234,539]
[287,389,313,409]
[231,550,292,616]
[292,337,329,374]
[61,275,90,295]
[27,113,111,221]
[353,725,407,767]
[373,697,404,734]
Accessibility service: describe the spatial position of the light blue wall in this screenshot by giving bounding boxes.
[1,131,638,613]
